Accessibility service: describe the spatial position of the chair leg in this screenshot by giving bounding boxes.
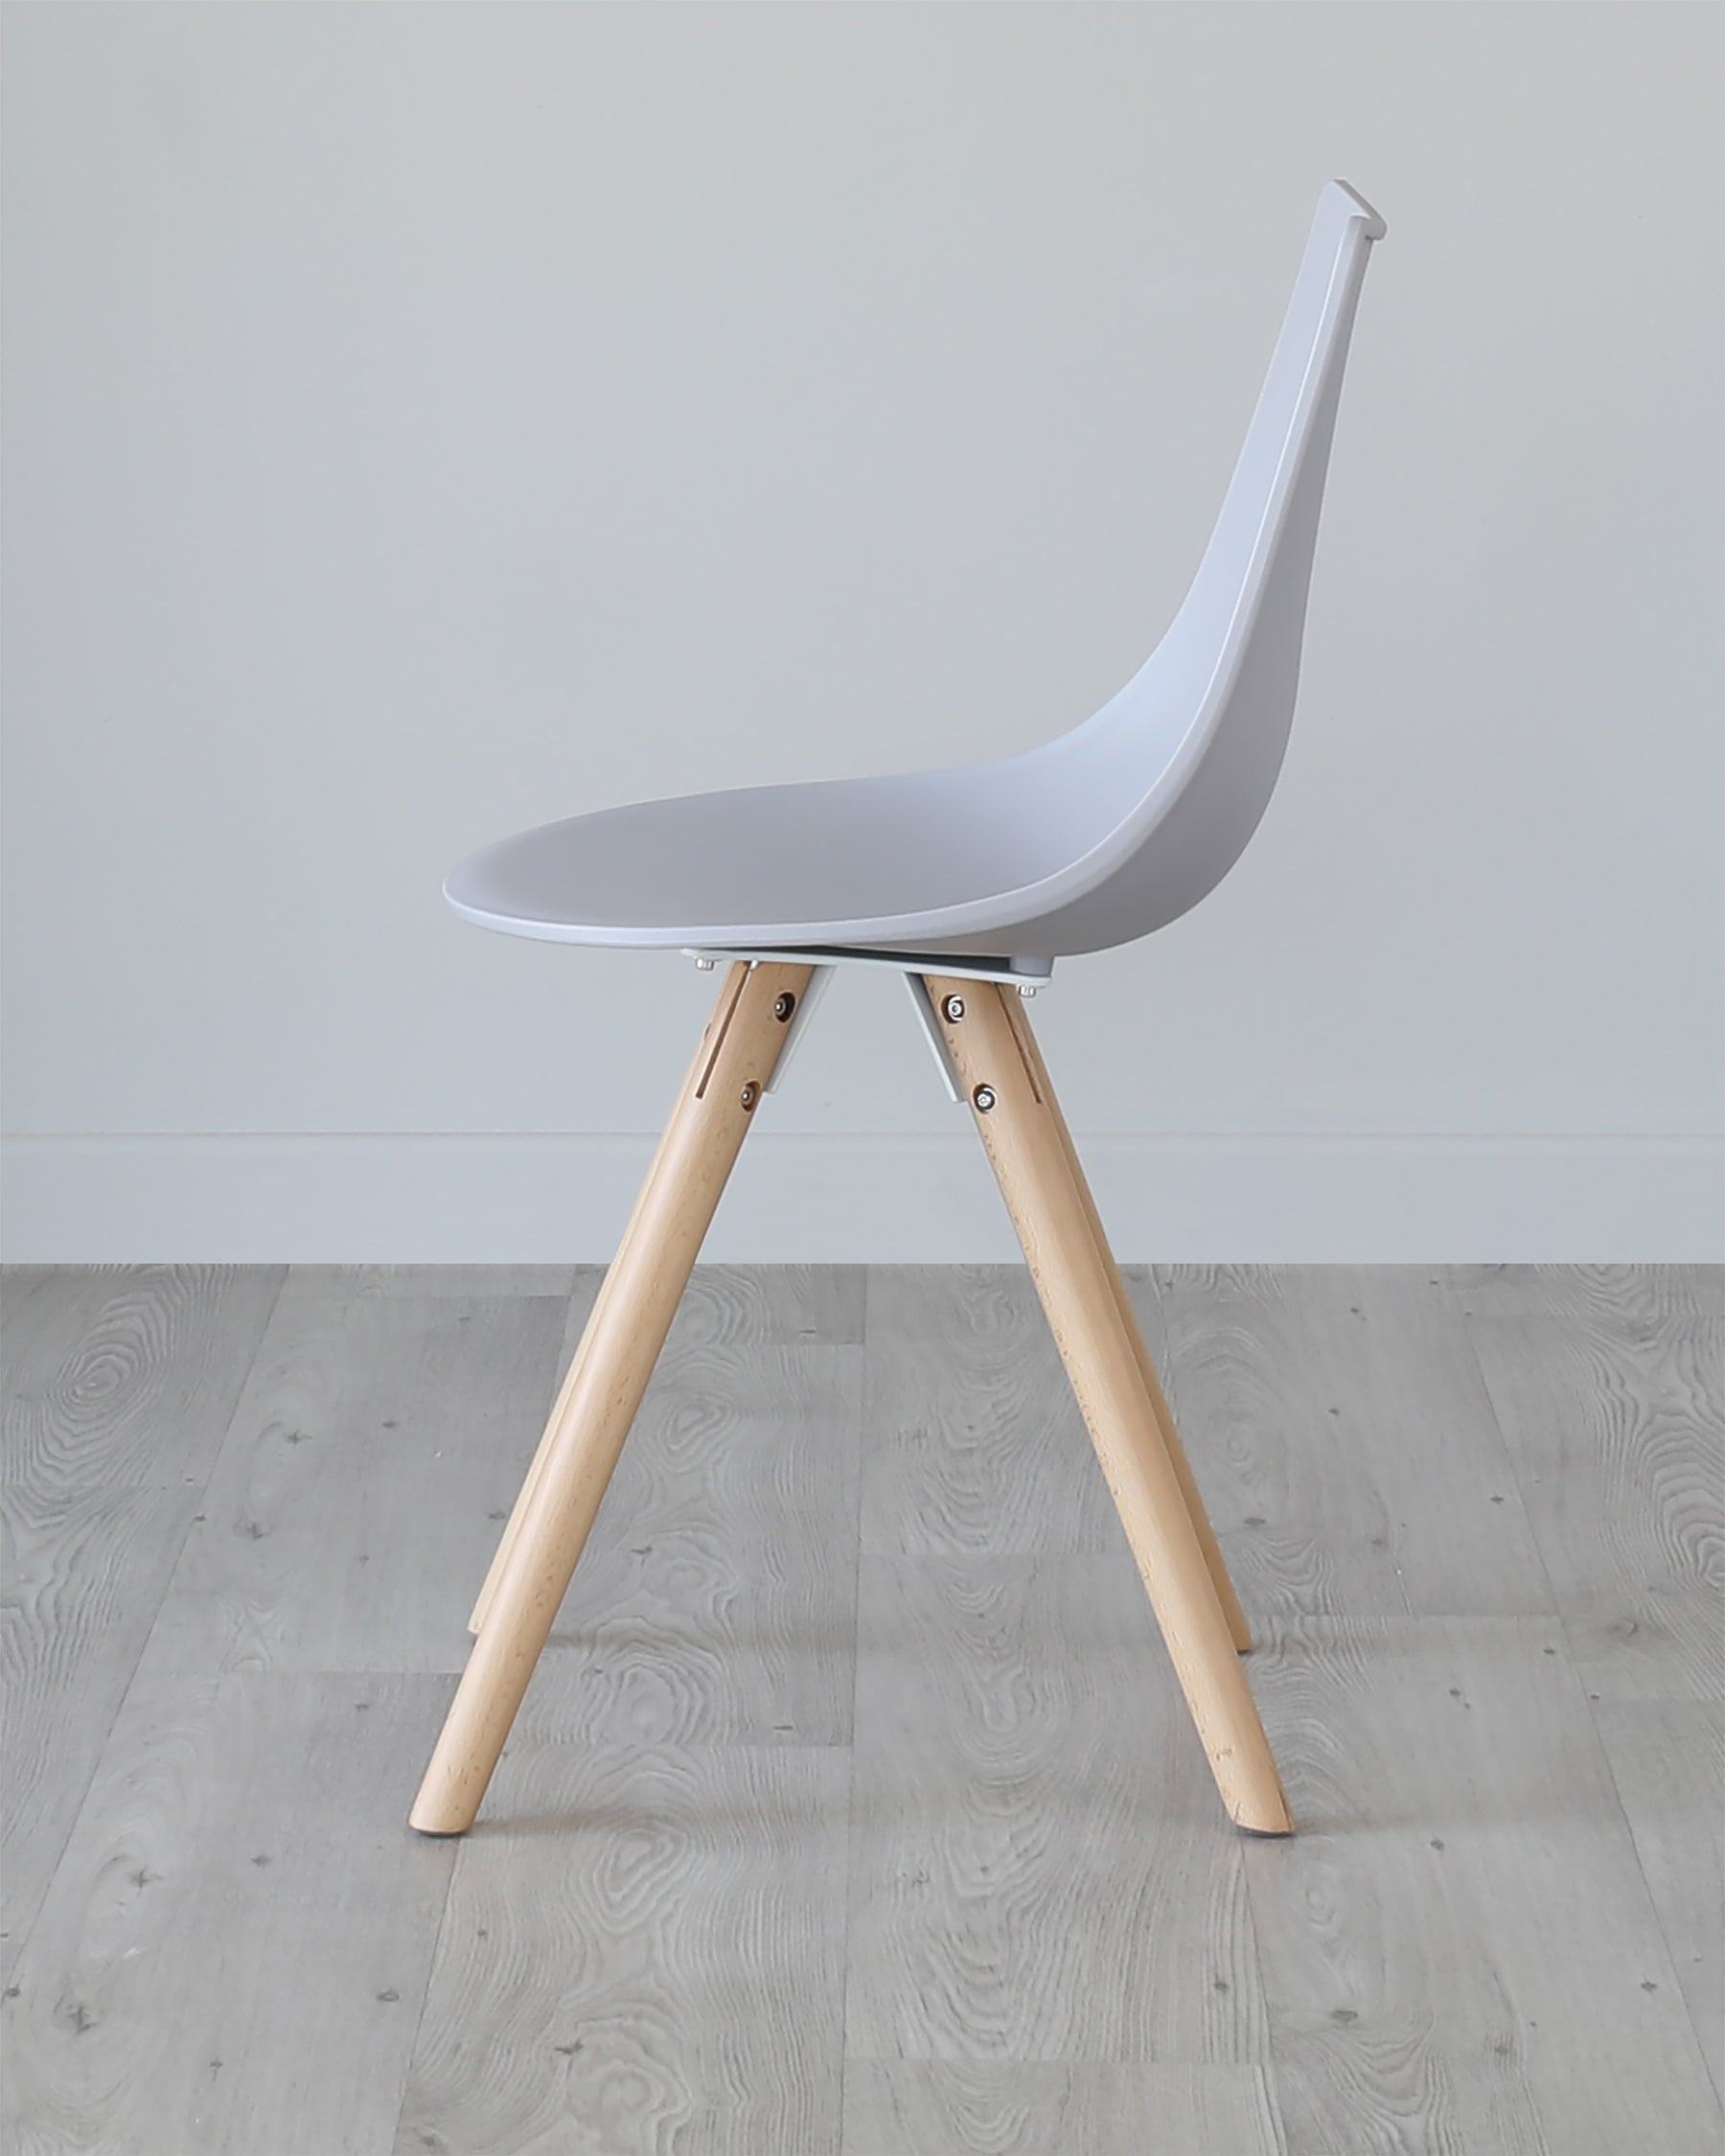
[468,999,721,1636]
[410,960,816,1836]
[924,975,1292,1836]
[997,989,1254,1653]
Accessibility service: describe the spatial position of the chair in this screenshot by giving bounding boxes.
[411,180,1387,1841]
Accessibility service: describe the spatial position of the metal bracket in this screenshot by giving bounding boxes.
[763,963,833,1095]
[903,975,964,1104]
[684,954,1038,1105]
[688,944,1052,988]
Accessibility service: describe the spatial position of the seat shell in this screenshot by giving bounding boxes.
[446,182,1386,967]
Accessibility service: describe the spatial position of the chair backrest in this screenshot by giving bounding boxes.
[1003,180,1385,957]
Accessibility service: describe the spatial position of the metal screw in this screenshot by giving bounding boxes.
[942,995,965,1021]
[1018,984,1038,998]
[694,956,716,972]
[773,993,796,1022]
[972,1084,997,1113]
[739,1082,760,1111]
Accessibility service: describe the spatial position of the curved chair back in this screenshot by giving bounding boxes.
[1000,181,1386,957]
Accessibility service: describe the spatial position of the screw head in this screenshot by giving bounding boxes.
[942,995,965,1021]
[739,1082,760,1112]
[773,993,796,1022]
[694,956,716,972]
[972,1084,997,1113]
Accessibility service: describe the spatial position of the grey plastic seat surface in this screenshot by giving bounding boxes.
[447,181,1385,967]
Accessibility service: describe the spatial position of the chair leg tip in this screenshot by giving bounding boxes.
[409,1788,478,1837]
[1235,1821,1295,1839]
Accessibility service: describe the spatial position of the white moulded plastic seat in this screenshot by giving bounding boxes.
[447,180,1386,973]
[414,184,1387,1850]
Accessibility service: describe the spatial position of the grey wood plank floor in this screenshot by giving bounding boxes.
[1,1263,1719,2156]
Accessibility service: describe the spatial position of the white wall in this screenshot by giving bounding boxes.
[4,2,1720,1263]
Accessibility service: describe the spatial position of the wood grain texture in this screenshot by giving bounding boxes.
[518,1334,862,1749]
[2,1670,456,2156]
[1593,1699,1725,2104]
[1448,1263,1725,1322]
[140,1273,574,1676]
[1,1267,284,1986]
[1,1265,285,1497]
[1464,1312,1723,1699]
[396,1741,849,2156]
[2,1483,197,1993]
[859,1266,1116,1557]
[670,1265,867,1348]
[1244,1616,1720,2156]
[840,2061,1284,2156]
[5,1264,1721,2156]
[843,1554,1268,2066]
[1156,1266,1555,1620]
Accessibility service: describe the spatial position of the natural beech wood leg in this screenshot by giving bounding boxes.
[468,1008,719,1635]
[926,975,1292,1835]
[411,960,815,1835]
[999,991,1254,1654]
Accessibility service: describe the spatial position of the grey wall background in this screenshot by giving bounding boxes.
[3,2,1720,1262]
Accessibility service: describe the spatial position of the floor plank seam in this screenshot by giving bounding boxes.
[835,1261,868,2155]
[1455,1274,1724,2117]
[1558,1605,1725,2118]
[1441,1275,1568,1626]
[392,1828,463,2155]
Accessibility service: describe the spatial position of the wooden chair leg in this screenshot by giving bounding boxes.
[468,996,724,1636]
[925,975,1292,1836]
[410,960,815,1835]
[998,990,1254,1653]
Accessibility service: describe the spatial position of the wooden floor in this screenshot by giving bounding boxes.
[2,1264,1720,2156]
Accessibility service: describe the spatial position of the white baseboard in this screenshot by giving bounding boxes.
[2,1132,1719,1264]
